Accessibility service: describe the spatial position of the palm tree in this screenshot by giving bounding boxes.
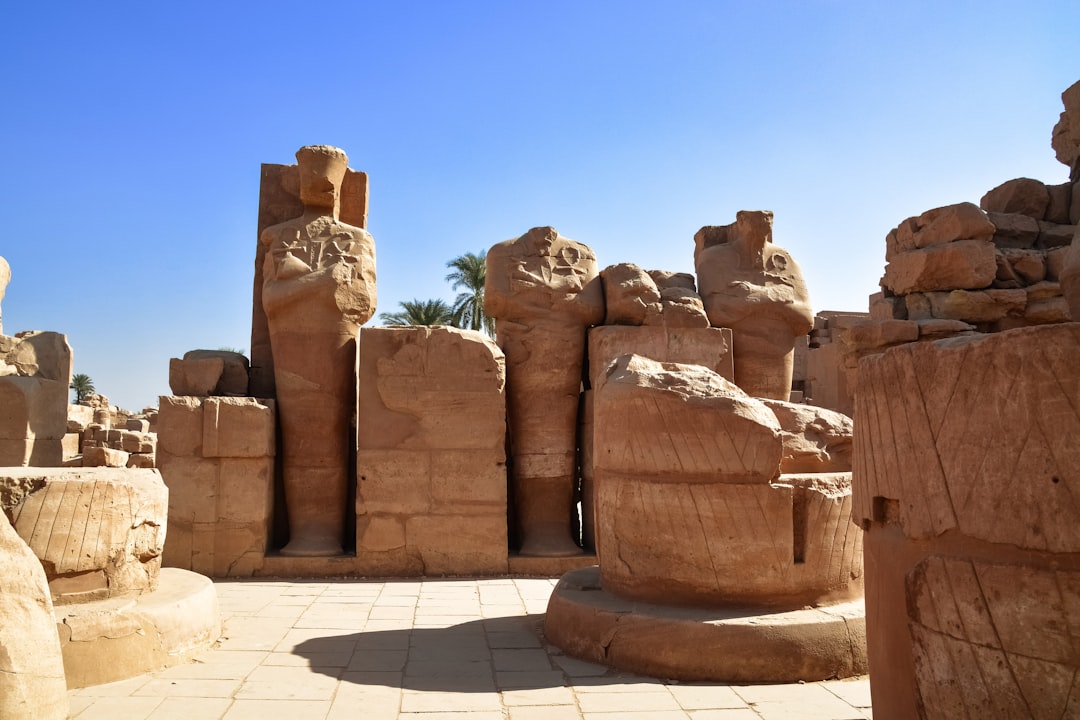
[445,251,493,335]
[70,373,95,404]
[379,299,454,326]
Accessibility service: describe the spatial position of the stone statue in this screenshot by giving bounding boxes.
[485,226,604,556]
[0,255,10,335]
[261,145,376,556]
[695,211,813,400]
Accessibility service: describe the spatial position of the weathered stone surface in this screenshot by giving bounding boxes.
[182,350,248,395]
[925,288,1027,323]
[988,211,1040,248]
[869,292,905,320]
[659,286,710,327]
[648,270,696,291]
[760,399,853,473]
[67,404,94,433]
[82,445,130,467]
[980,177,1050,219]
[996,247,1047,285]
[600,263,662,325]
[841,319,919,352]
[855,324,1080,718]
[262,145,376,557]
[1,468,167,602]
[1063,226,1080,319]
[882,240,996,295]
[168,356,223,397]
[1052,79,1080,170]
[1038,221,1077,248]
[356,326,508,575]
[485,225,603,556]
[1046,183,1073,224]
[157,395,275,576]
[0,511,68,720]
[916,318,976,339]
[912,202,995,248]
[587,325,733,388]
[1047,244,1071,281]
[695,210,813,399]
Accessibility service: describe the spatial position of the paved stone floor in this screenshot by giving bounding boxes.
[67,578,873,719]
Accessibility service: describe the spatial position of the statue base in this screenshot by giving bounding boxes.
[544,566,867,683]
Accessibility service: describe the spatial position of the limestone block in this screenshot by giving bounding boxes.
[648,270,696,291]
[356,326,507,574]
[587,325,733,389]
[916,318,975,340]
[126,418,150,432]
[924,288,1027,323]
[0,375,69,466]
[1046,183,1073,224]
[0,512,69,720]
[988,211,1040,248]
[839,319,918,353]
[980,177,1050,219]
[67,404,94,432]
[201,397,275,458]
[157,396,204,457]
[912,202,995,248]
[182,350,249,395]
[0,256,8,335]
[127,453,156,469]
[1047,244,1071,281]
[882,240,996,295]
[659,286,710,327]
[996,247,1047,285]
[168,357,221,397]
[1063,227,1080,319]
[3,331,72,381]
[869,292,905,320]
[904,292,933,320]
[82,446,130,467]
[600,263,663,325]
[120,430,155,454]
[1073,180,1080,225]
[594,354,782,483]
[1052,79,1080,169]
[760,399,853,473]
[1038,221,1077,249]
[1,468,167,602]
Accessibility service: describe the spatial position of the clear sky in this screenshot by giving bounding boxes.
[1,2,1076,411]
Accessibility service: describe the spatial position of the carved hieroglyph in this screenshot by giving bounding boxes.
[695,211,813,399]
[262,145,376,556]
[854,324,1080,719]
[485,226,604,556]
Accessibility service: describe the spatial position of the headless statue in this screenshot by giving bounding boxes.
[485,226,604,556]
[695,211,812,400]
[262,146,376,556]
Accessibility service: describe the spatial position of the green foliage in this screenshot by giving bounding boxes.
[379,298,455,327]
[69,373,95,403]
[445,251,493,335]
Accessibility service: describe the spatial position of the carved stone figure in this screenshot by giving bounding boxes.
[485,226,604,556]
[695,211,813,399]
[262,145,376,556]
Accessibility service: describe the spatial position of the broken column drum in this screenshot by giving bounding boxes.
[261,145,376,556]
[485,226,604,556]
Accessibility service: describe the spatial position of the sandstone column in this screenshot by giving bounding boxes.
[485,226,604,556]
[695,211,813,399]
[262,145,376,556]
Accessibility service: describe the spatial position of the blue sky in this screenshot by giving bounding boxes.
[1,2,1076,410]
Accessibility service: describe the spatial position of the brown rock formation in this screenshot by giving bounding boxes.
[695,210,813,399]
[0,255,9,336]
[485,226,604,556]
[261,145,376,556]
[1052,79,1080,171]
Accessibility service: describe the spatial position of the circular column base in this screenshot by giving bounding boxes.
[544,566,867,683]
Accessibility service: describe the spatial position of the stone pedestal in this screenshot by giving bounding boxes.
[546,355,866,682]
[854,323,1080,719]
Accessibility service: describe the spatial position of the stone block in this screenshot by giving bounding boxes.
[405,515,508,575]
[912,202,995,247]
[61,432,80,460]
[1037,221,1077,249]
[201,397,275,458]
[357,449,431,514]
[925,288,1027,323]
[181,350,249,395]
[120,430,155,454]
[760,399,853,473]
[600,263,663,325]
[587,325,734,388]
[429,449,506,508]
[980,177,1050,219]
[0,376,69,466]
[869,292,905,320]
[157,455,218,525]
[82,446,130,468]
[157,396,204,457]
[126,418,150,432]
[127,453,155,469]
[357,515,406,552]
[841,320,919,352]
[67,404,94,432]
[988,211,1040,248]
[882,240,997,295]
[216,457,274,525]
[1046,183,1073,224]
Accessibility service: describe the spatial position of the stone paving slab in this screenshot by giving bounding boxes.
[68,578,873,719]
